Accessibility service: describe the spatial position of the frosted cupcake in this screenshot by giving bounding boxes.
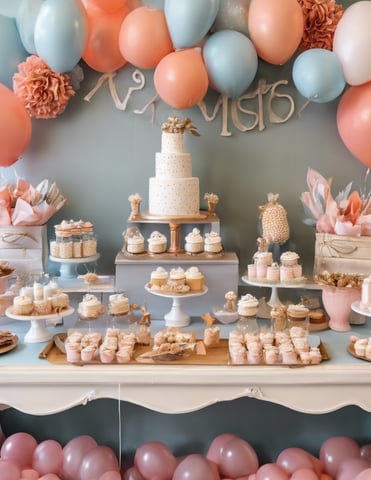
[12,295,33,316]
[78,294,105,319]
[33,298,52,315]
[280,251,299,267]
[150,267,168,287]
[204,231,223,254]
[254,251,273,266]
[185,266,205,292]
[147,231,167,254]
[169,267,186,286]
[126,229,145,254]
[237,294,259,317]
[109,293,129,316]
[185,228,204,254]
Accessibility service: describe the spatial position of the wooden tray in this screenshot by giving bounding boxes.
[40,334,329,367]
[347,342,371,363]
[0,335,18,354]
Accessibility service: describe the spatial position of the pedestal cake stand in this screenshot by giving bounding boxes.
[50,254,100,279]
[145,285,208,327]
[6,306,74,343]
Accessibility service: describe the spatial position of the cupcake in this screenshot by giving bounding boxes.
[185,228,204,254]
[169,267,186,286]
[12,295,33,316]
[237,294,259,317]
[50,291,69,312]
[147,231,167,254]
[33,298,52,315]
[185,266,205,292]
[204,231,223,254]
[78,294,105,319]
[266,262,280,282]
[125,228,145,254]
[150,267,168,287]
[280,251,299,267]
[109,293,129,316]
[254,251,273,266]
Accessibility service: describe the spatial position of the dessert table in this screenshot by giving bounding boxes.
[0,309,370,416]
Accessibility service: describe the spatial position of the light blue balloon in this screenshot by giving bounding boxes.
[203,30,258,99]
[165,0,220,49]
[34,0,87,73]
[16,0,44,54]
[0,15,28,88]
[292,49,346,103]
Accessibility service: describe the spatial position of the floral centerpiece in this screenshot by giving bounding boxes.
[301,168,371,236]
[161,116,200,136]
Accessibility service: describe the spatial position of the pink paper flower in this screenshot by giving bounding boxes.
[13,55,75,119]
[298,0,344,51]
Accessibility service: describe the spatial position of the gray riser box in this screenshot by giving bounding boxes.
[115,251,239,320]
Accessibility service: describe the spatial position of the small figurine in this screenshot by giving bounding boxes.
[128,193,142,220]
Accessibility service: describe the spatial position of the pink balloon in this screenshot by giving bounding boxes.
[154,47,209,109]
[173,454,217,480]
[80,446,120,480]
[39,475,62,480]
[119,6,173,69]
[337,458,371,480]
[290,468,319,480]
[219,437,259,478]
[99,471,122,480]
[248,0,304,65]
[276,448,318,475]
[360,444,371,463]
[122,466,145,480]
[21,469,39,480]
[337,81,371,168]
[32,440,63,476]
[62,435,98,480]
[134,441,177,480]
[319,436,360,478]
[255,463,289,480]
[1,432,38,469]
[355,469,371,480]
[0,459,21,480]
[207,433,237,465]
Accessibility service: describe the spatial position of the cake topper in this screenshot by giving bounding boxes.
[161,115,200,136]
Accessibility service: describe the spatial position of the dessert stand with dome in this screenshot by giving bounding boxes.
[351,301,370,325]
[5,306,74,343]
[50,253,100,279]
[145,285,208,327]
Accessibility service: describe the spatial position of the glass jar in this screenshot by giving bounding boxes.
[82,231,97,257]
[286,304,309,335]
[57,233,73,259]
[72,233,83,258]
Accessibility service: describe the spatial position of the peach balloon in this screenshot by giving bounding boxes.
[154,48,209,109]
[119,7,173,69]
[0,83,32,167]
[337,81,371,168]
[84,0,128,14]
[82,0,129,72]
[248,0,304,65]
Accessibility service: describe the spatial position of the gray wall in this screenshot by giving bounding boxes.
[0,0,362,278]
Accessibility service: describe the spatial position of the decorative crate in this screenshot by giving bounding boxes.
[314,232,371,275]
[0,225,48,274]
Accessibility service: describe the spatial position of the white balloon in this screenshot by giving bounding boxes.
[333,1,371,86]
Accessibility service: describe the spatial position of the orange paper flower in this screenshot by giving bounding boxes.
[298,0,344,51]
[13,55,75,119]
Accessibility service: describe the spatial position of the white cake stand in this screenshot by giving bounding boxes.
[50,254,100,279]
[6,306,74,343]
[145,285,208,327]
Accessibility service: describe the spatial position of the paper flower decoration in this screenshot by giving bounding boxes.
[13,55,75,119]
[298,0,344,51]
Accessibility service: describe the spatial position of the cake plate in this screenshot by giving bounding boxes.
[145,285,208,327]
[351,301,371,329]
[241,276,321,306]
[50,254,100,279]
[5,306,74,343]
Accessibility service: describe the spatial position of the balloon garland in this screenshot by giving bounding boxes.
[2,0,371,167]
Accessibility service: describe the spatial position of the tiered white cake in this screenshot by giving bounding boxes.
[148,123,200,217]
